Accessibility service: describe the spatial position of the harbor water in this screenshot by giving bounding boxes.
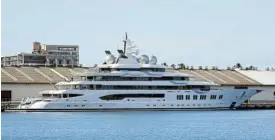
[2,110,275,140]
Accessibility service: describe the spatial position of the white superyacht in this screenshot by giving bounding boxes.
[17,33,262,111]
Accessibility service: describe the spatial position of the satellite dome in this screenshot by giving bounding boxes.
[139,55,149,64]
[104,54,115,64]
[150,56,157,64]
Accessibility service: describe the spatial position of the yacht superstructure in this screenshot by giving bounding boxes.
[17,33,262,111]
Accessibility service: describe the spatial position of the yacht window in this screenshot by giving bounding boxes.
[200,95,206,100]
[234,86,248,89]
[96,85,102,89]
[63,94,68,98]
[193,95,197,100]
[80,85,87,90]
[88,85,95,90]
[68,94,84,98]
[173,77,181,80]
[87,76,94,81]
[42,94,52,98]
[53,94,61,98]
[210,95,217,100]
[185,95,190,100]
[95,76,102,81]
[177,95,184,100]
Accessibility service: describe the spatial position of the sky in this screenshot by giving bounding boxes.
[1,0,275,69]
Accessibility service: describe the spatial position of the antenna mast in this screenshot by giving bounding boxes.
[123,32,128,54]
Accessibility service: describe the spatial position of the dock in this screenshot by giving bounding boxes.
[236,103,275,110]
[1,101,20,112]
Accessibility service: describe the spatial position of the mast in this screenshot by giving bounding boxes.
[123,32,128,54]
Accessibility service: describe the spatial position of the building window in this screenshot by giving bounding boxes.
[218,95,223,99]
[193,95,197,100]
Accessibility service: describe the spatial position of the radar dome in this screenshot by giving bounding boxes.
[139,55,149,64]
[104,54,115,64]
[150,56,157,64]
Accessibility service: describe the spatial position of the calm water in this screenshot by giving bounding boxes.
[2,110,275,140]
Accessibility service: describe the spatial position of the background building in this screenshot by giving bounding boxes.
[1,42,79,67]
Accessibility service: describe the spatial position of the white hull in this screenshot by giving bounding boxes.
[17,89,258,111]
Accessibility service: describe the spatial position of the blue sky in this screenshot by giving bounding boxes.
[2,0,275,69]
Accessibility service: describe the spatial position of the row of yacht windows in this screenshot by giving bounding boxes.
[99,68,166,72]
[99,94,165,100]
[177,95,223,100]
[59,85,210,90]
[42,94,84,98]
[78,76,189,81]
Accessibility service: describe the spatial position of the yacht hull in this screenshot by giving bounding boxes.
[13,89,260,112]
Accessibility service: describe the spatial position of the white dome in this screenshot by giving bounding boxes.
[150,55,157,64]
[139,55,149,64]
[104,54,115,64]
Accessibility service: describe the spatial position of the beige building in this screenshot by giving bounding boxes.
[1,42,79,67]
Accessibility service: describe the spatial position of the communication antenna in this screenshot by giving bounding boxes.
[123,32,128,55]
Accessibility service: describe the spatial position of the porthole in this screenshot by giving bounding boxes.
[193,104,195,106]
[181,104,184,106]
[99,105,102,107]
[177,104,180,106]
[171,104,174,106]
[146,104,150,106]
[67,105,70,107]
[153,104,156,106]
[162,104,165,106]
[82,105,85,107]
